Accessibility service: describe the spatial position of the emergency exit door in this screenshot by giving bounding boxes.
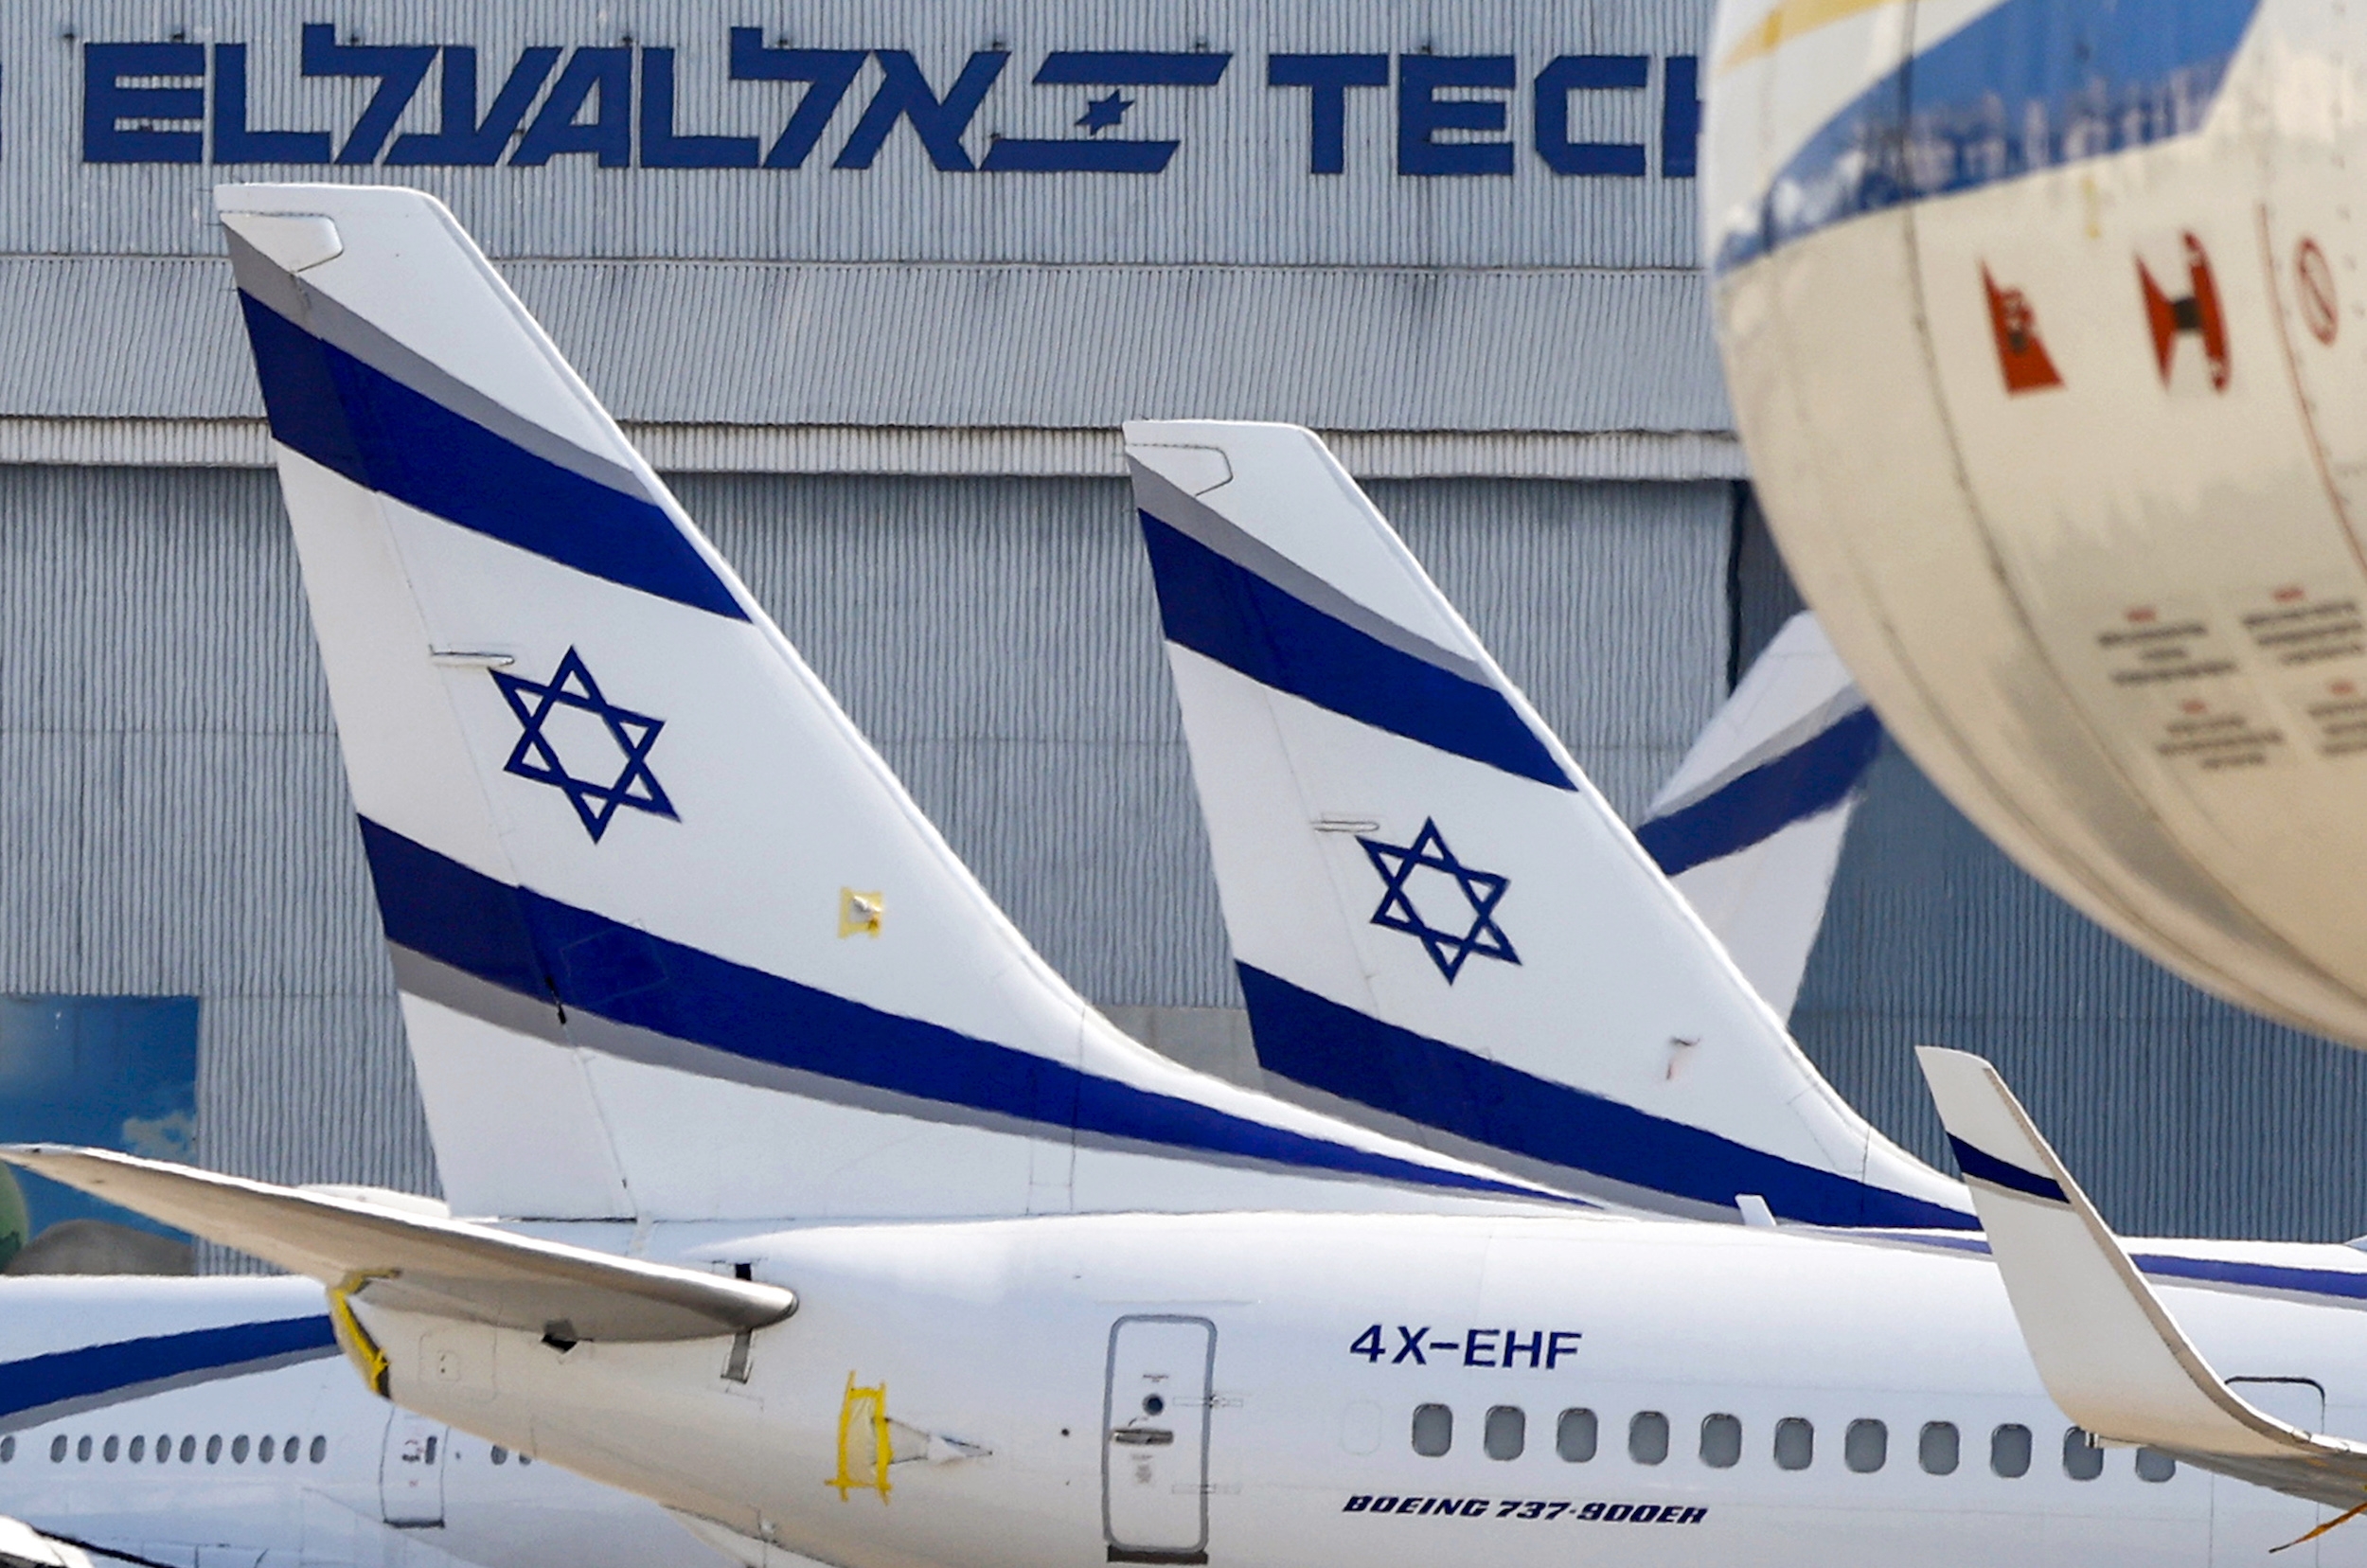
[1102,1315,1215,1563]
[380,1409,448,1526]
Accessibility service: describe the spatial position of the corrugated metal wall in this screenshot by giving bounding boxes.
[0,465,1724,1219]
[1726,508,2367,1243]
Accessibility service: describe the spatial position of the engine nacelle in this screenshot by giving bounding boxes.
[1705,0,2367,1043]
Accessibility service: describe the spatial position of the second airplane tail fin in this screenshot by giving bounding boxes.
[1128,419,1969,1228]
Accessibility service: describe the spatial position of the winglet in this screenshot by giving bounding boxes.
[1914,1049,2346,1463]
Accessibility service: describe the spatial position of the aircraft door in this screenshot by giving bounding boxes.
[1102,1314,1215,1563]
[2211,1378,2325,1565]
[379,1408,449,1527]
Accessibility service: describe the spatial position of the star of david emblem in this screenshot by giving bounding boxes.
[490,648,678,843]
[1077,90,1133,134]
[1358,818,1519,983]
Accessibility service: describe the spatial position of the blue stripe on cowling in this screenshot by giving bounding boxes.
[1947,1135,2069,1203]
[1713,0,2260,274]
[1139,510,1574,791]
[0,1316,335,1424]
[356,818,1567,1205]
[235,293,746,621]
[1235,962,1977,1230]
[1637,705,1883,878]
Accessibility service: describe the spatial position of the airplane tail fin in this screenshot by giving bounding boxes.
[1914,1049,2367,1509]
[221,187,1561,1226]
[1639,613,1881,1021]
[1127,419,1968,1228]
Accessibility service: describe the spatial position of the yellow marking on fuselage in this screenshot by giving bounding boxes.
[1717,0,1912,75]
[828,1372,894,1501]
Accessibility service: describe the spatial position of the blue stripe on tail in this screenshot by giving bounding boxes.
[357,819,1570,1204]
[236,294,746,621]
[1637,706,1883,877]
[1140,510,1573,790]
[1237,962,1977,1229]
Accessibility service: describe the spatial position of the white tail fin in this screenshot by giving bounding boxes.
[221,187,1564,1225]
[1127,419,1970,1229]
[1640,613,1880,1021]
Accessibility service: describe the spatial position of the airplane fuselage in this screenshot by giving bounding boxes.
[353,1210,2367,1567]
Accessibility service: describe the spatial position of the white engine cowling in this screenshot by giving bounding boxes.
[1705,0,2367,1044]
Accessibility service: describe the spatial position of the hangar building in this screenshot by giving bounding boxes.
[2,0,2359,1250]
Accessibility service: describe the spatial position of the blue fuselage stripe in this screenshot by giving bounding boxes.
[1638,706,1883,878]
[235,293,746,621]
[357,818,1564,1203]
[0,1316,336,1423]
[1716,0,2261,272]
[1948,1136,2070,1203]
[1140,511,1574,791]
[1237,963,1977,1230]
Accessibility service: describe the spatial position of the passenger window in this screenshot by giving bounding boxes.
[76,1435,91,1462]
[48,1436,64,1463]
[1844,1419,1887,1473]
[1699,1414,1741,1469]
[129,1435,145,1463]
[0,1435,13,1462]
[1555,1409,1596,1462]
[310,1435,328,1464]
[1772,1417,1813,1471]
[205,1434,222,1464]
[1990,1423,2031,1478]
[234,1435,251,1463]
[258,1436,275,1462]
[180,1435,196,1463]
[2136,1448,2177,1483]
[491,1445,509,1465]
[1412,1403,1452,1457]
[1918,1422,1959,1475]
[2062,1428,2103,1481]
[285,1434,300,1465]
[1484,1406,1525,1461]
[1628,1411,1669,1465]
[102,1435,118,1462]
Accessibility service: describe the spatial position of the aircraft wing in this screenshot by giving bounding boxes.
[1914,1049,2367,1510]
[0,1145,793,1344]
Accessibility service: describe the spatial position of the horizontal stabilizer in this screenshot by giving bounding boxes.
[0,1145,793,1343]
[1914,1049,2367,1506]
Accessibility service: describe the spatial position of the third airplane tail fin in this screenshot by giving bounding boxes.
[1639,612,1881,1021]
[1127,419,1969,1228]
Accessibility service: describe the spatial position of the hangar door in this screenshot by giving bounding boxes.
[1103,1315,1215,1563]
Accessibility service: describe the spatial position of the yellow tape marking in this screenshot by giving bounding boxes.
[827,1372,894,1501]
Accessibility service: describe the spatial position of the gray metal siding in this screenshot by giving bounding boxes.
[0,257,1729,439]
[0,466,1722,1230]
[1791,746,2367,1243]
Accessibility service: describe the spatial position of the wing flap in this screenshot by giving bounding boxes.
[1,1145,793,1342]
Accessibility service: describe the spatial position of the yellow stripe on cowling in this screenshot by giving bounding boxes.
[1717,0,1913,75]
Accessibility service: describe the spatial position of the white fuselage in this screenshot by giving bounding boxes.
[351,1210,2367,1567]
[0,1277,720,1568]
